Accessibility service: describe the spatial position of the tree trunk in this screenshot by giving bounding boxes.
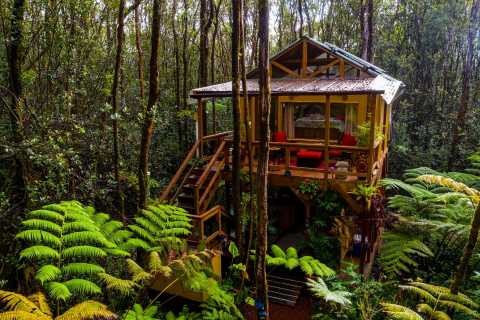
[256,0,270,317]
[138,0,162,209]
[448,0,479,170]
[451,203,480,294]
[360,0,373,62]
[134,1,145,106]
[111,0,126,219]
[240,0,255,295]
[211,0,222,133]
[232,0,244,258]
[297,0,304,38]
[172,0,183,150]
[182,0,189,139]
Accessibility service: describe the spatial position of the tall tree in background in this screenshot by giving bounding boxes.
[199,0,213,134]
[232,0,244,256]
[297,0,304,37]
[360,0,373,61]
[255,0,271,317]
[111,0,126,218]
[451,203,480,294]
[134,1,145,105]
[6,0,28,210]
[448,0,480,170]
[138,0,162,209]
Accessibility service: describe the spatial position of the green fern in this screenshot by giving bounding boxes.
[265,245,335,277]
[381,303,423,320]
[379,232,433,276]
[16,201,130,303]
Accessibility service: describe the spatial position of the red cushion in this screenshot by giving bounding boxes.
[273,131,287,142]
[341,134,357,146]
[297,150,323,159]
[329,150,342,157]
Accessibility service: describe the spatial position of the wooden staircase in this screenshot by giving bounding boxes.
[160,132,230,244]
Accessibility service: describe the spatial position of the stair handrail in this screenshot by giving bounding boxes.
[195,140,226,190]
[170,157,200,204]
[199,157,226,208]
[160,139,201,201]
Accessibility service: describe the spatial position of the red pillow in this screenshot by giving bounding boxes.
[341,134,357,146]
[273,131,287,142]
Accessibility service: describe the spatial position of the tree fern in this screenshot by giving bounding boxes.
[0,290,116,320]
[16,201,129,303]
[379,232,433,276]
[306,278,352,307]
[381,303,423,320]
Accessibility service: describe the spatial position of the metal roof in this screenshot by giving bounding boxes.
[191,37,405,103]
[191,78,385,97]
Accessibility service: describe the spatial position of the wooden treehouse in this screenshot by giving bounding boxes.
[160,37,404,282]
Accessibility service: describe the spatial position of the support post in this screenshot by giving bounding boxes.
[324,95,331,178]
[367,94,376,183]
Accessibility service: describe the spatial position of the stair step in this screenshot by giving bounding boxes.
[178,193,194,199]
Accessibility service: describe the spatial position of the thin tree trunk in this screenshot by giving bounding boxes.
[360,0,373,61]
[232,0,244,257]
[172,0,183,149]
[451,202,480,294]
[134,1,145,106]
[211,0,222,133]
[182,0,189,139]
[256,0,270,317]
[111,0,126,219]
[448,0,479,170]
[138,0,162,209]
[239,0,255,296]
[297,0,304,38]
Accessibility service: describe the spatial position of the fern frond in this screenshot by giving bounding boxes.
[27,292,51,316]
[16,230,61,247]
[127,225,155,244]
[100,221,124,237]
[381,303,423,320]
[62,231,115,248]
[63,279,102,296]
[27,210,64,223]
[306,278,352,306]
[0,291,42,314]
[21,219,62,235]
[97,273,137,296]
[57,300,116,320]
[35,265,61,284]
[63,222,99,233]
[0,311,49,320]
[92,213,111,226]
[61,246,107,258]
[417,175,480,203]
[103,248,131,257]
[126,259,151,283]
[286,247,298,259]
[61,263,105,276]
[20,246,59,260]
[46,282,71,301]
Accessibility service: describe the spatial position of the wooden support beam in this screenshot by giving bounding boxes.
[309,59,340,78]
[339,59,345,79]
[324,95,331,178]
[367,94,376,184]
[272,61,299,78]
[301,40,308,77]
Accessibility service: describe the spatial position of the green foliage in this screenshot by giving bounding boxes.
[382,281,480,320]
[123,304,159,320]
[16,201,130,303]
[379,232,433,277]
[0,290,116,320]
[306,278,352,307]
[125,205,191,253]
[265,245,335,278]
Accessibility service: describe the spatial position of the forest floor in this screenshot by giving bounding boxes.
[241,294,312,320]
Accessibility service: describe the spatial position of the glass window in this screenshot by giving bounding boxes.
[284,102,357,142]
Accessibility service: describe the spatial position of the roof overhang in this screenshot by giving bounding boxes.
[191,78,385,98]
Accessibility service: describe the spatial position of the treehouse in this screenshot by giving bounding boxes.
[160,37,404,281]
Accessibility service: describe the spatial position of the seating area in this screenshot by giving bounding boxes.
[270,131,358,171]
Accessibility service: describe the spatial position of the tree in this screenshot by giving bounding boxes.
[138,0,162,209]
[360,0,373,61]
[448,0,480,169]
[111,0,126,219]
[232,0,244,257]
[255,0,271,317]
[451,203,480,294]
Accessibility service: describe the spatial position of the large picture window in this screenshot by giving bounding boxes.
[284,102,357,142]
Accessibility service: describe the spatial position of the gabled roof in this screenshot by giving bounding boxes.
[191,36,404,104]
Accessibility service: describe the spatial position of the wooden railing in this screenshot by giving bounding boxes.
[160,131,230,209]
[188,205,224,243]
[194,140,226,213]
[229,138,385,184]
